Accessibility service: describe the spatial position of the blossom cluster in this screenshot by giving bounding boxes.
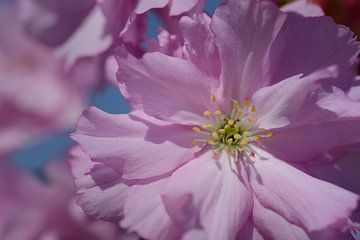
[0,0,360,240]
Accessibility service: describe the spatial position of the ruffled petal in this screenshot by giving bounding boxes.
[121,179,180,240]
[169,0,204,16]
[249,147,359,233]
[252,198,310,240]
[281,0,324,17]
[134,0,169,14]
[211,0,286,100]
[69,146,128,221]
[73,107,200,180]
[161,152,253,240]
[180,14,221,78]
[253,66,339,129]
[116,50,214,124]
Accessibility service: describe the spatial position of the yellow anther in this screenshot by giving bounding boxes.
[253,136,262,141]
[192,139,197,146]
[211,132,219,138]
[211,95,216,104]
[250,105,257,113]
[219,129,226,135]
[203,110,212,117]
[247,117,256,123]
[234,133,241,140]
[267,131,273,137]
[232,100,239,109]
[192,127,201,133]
[244,131,251,137]
[208,140,216,145]
[227,138,233,145]
[201,124,212,129]
[228,120,235,126]
[240,139,248,146]
[214,110,222,116]
[243,98,250,107]
[238,109,244,115]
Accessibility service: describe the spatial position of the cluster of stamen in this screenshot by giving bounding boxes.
[192,97,273,161]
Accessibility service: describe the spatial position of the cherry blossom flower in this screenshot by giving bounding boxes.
[71,0,360,239]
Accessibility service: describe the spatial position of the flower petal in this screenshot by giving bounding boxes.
[253,65,339,129]
[161,152,253,240]
[121,179,180,240]
[56,5,112,69]
[69,146,128,221]
[73,107,200,180]
[116,50,214,124]
[169,0,204,16]
[180,14,221,78]
[134,0,169,14]
[281,0,324,17]
[249,147,359,233]
[211,0,286,100]
[252,198,310,240]
[268,10,359,89]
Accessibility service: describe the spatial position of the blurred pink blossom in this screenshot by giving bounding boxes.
[0,4,96,156]
[0,160,122,240]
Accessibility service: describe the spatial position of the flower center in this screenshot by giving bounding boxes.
[192,97,272,160]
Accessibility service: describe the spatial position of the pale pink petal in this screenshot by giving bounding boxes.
[73,107,200,180]
[56,5,112,69]
[211,0,286,100]
[268,11,359,88]
[235,220,258,240]
[121,179,180,240]
[161,152,253,240]
[169,0,203,16]
[211,0,359,101]
[306,149,360,194]
[249,147,359,233]
[253,66,339,129]
[281,0,324,17]
[180,14,221,78]
[252,198,310,240]
[18,0,95,46]
[134,0,169,14]
[69,146,129,221]
[116,50,215,124]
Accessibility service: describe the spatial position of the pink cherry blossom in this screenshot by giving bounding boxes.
[0,4,96,156]
[0,159,123,240]
[71,0,360,239]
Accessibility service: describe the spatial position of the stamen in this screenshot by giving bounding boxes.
[203,110,212,117]
[240,139,248,146]
[250,105,256,113]
[243,98,250,107]
[214,110,222,116]
[192,98,272,162]
[201,124,213,130]
[234,133,241,140]
[192,127,201,133]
